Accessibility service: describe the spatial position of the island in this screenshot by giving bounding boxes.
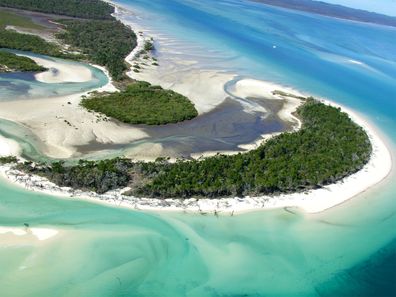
[82,81,198,125]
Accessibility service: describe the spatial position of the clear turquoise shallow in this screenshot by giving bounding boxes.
[1,175,395,296]
[0,50,109,101]
[0,0,396,296]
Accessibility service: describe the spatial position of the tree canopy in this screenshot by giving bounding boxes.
[0,50,47,72]
[81,81,198,125]
[0,30,72,58]
[0,0,114,20]
[56,19,137,80]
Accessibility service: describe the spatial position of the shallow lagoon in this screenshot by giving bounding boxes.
[0,176,395,296]
[0,50,109,100]
[0,0,396,296]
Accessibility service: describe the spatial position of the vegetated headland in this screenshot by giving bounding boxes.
[2,98,372,199]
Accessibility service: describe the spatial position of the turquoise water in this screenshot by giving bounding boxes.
[1,0,396,296]
[0,50,109,100]
[1,176,395,296]
[0,50,110,162]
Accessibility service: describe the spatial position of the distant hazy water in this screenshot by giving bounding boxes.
[1,0,396,296]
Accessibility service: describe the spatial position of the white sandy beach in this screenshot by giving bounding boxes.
[0,95,392,214]
[225,78,303,128]
[126,59,235,115]
[2,45,239,160]
[0,91,149,158]
[0,135,21,157]
[29,55,93,83]
[0,226,59,241]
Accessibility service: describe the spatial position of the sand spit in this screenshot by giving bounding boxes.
[0,101,392,215]
[28,55,93,84]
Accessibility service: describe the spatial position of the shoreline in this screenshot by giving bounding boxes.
[115,3,236,116]
[0,97,392,215]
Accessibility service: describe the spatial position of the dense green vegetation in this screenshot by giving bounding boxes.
[19,159,131,194]
[81,81,198,125]
[0,0,114,20]
[56,19,137,80]
[16,99,372,198]
[0,29,78,58]
[14,158,136,194]
[0,156,18,164]
[0,51,47,72]
[0,10,44,29]
[144,40,154,51]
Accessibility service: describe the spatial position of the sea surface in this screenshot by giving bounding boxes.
[1,0,396,296]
